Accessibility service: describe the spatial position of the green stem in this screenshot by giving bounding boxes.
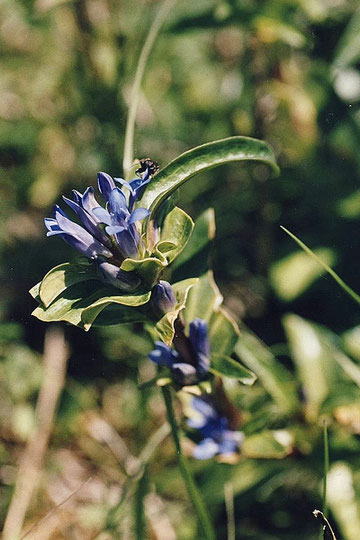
[123,0,175,178]
[161,386,216,540]
[322,420,329,517]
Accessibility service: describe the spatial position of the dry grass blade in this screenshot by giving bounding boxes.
[2,326,68,539]
[313,509,338,540]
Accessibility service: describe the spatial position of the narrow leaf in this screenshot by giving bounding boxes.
[139,136,279,216]
[281,226,360,306]
[210,353,256,385]
[234,328,298,414]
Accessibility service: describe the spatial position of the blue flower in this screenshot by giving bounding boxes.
[148,318,210,385]
[187,397,244,460]
[150,280,176,318]
[45,167,154,289]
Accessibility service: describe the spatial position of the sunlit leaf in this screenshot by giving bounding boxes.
[138,136,279,217]
[183,271,223,324]
[270,248,337,301]
[38,261,98,308]
[283,314,337,421]
[154,278,198,345]
[120,257,165,287]
[327,463,360,540]
[153,206,194,263]
[32,281,152,330]
[242,430,292,459]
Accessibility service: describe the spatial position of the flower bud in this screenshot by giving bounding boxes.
[98,260,141,292]
[150,280,176,318]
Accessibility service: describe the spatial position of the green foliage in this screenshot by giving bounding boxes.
[138,136,280,216]
[3,0,360,537]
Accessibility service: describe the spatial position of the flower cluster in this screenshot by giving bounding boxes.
[45,163,156,291]
[148,318,210,386]
[187,396,244,460]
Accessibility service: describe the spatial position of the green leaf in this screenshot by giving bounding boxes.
[171,208,215,280]
[138,136,279,217]
[153,206,194,263]
[38,261,98,308]
[120,257,165,288]
[183,272,240,356]
[333,7,360,69]
[281,226,360,306]
[80,289,152,330]
[270,248,337,301]
[29,282,41,301]
[32,280,152,330]
[327,463,360,540]
[210,353,256,385]
[154,278,198,345]
[234,327,299,414]
[283,314,337,421]
[183,271,223,324]
[208,308,239,357]
[242,430,292,459]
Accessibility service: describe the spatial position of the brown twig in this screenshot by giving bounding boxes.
[2,326,68,539]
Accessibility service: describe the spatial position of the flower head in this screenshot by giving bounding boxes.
[45,163,156,290]
[187,396,244,460]
[148,318,210,386]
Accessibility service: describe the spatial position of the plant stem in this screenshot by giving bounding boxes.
[281,226,360,307]
[322,420,329,517]
[161,386,216,540]
[224,481,235,540]
[123,0,175,178]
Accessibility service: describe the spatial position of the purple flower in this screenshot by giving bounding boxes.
[148,318,210,386]
[150,280,176,318]
[187,397,244,460]
[45,167,154,290]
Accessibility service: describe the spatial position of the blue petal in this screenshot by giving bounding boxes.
[92,206,112,226]
[54,210,113,259]
[189,318,210,356]
[63,196,111,247]
[217,432,243,455]
[128,207,150,224]
[114,227,140,258]
[97,172,115,203]
[81,186,100,213]
[108,188,129,220]
[105,225,125,235]
[114,177,135,195]
[172,363,198,385]
[44,218,60,232]
[191,397,217,420]
[193,438,219,460]
[148,341,178,367]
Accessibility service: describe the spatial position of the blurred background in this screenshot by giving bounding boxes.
[1,0,360,538]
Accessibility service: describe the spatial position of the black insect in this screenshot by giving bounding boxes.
[136,158,159,177]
